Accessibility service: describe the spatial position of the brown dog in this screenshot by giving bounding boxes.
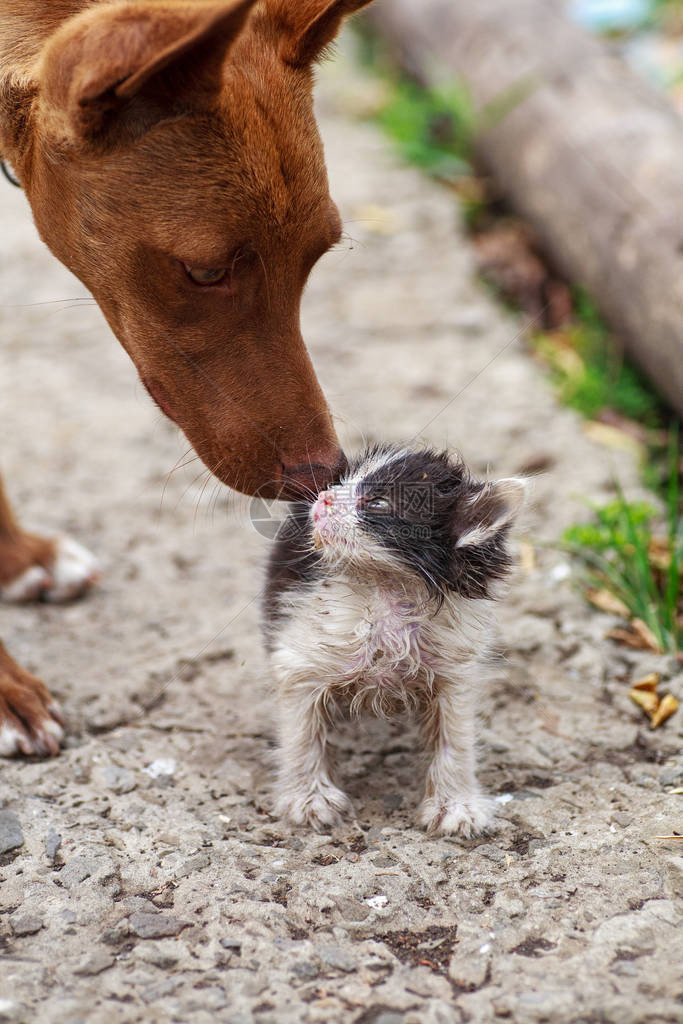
[0,0,374,756]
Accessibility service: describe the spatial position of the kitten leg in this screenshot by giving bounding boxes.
[418,670,495,838]
[274,685,353,831]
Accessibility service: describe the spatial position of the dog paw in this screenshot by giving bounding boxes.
[418,794,496,838]
[0,656,65,758]
[43,535,100,603]
[0,535,100,604]
[275,784,353,831]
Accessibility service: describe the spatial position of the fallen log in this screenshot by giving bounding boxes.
[367,0,683,416]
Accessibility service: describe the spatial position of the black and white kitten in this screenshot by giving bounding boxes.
[262,444,526,836]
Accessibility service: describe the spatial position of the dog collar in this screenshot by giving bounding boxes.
[1,159,22,188]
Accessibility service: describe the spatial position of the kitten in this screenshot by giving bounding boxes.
[262,444,526,836]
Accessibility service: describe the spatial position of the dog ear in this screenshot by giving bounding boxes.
[278,0,376,67]
[453,478,528,550]
[38,0,257,146]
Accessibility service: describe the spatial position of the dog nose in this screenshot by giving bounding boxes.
[280,451,348,501]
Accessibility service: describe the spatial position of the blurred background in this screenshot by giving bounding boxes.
[355,0,683,659]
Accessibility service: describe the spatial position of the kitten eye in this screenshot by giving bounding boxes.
[364,497,391,513]
[184,265,227,286]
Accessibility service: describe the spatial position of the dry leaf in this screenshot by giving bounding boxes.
[583,421,644,459]
[628,669,678,729]
[651,694,679,729]
[552,345,585,378]
[607,628,649,650]
[629,688,659,716]
[653,835,683,840]
[631,673,660,693]
[587,588,629,618]
[648,537,671,572]
[596,410,649,444]
[631,618,662,653]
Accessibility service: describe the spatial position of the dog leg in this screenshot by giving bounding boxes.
[417,669,495,838]
[0,476,99,604]
[0,641,64,757]
[274,685,353,830]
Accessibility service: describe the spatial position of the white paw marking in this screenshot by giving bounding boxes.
[32,716,65,757]
[0,535,100,605]
[419,794,496,838]
[43,535,100,603]
[275,784,353,831]
[0,715,64,758]
[0,565,52,603]
[0,722,31,757]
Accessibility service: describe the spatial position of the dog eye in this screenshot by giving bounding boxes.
[184,265,227,286]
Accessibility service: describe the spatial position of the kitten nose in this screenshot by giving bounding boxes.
[313,490,334,524]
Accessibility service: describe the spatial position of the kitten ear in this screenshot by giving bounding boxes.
[454,478,528,549]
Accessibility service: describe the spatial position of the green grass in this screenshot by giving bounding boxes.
[374,79,476,183]
[563,429,681,653]
[650,0,683,14]
[533,292,680,501]
[534,292,663,426]
[353,16,476,179]
[638,0,683,32]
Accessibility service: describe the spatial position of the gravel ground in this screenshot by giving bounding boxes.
[1,44,682,1024]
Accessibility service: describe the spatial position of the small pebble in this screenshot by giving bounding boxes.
[175,852,210,878]
[74,951,115,976]
[128,912,190,939]
[477,845,508,864]
[45,829,62,863]
[0,812,23,856]
[101,924,130,945]
[60,857,96,888]
[316,944,356,973]
[143,759,176,779]
[659,766,683,789]
[448,950,491,991]
[10,915,44,937]
[610,812,634,828]
[103,765,137,794]
[292,961,319,980]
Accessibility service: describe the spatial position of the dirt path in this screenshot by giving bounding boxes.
[1,44,681,1024]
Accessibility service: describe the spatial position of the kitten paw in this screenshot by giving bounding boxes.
[275,784,353,831]
[418,794,496,838]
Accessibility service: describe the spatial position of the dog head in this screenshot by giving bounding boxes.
[7,0,377,497]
